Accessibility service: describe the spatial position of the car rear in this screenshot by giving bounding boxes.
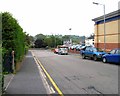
[58,48,68,55]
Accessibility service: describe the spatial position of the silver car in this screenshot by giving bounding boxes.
[58,48,68,55]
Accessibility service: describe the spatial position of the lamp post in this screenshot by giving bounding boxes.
[54,34,56,47]
[93,2,106,51]
[69,28,72,45]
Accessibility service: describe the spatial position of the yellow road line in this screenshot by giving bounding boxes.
[31,51,63,96]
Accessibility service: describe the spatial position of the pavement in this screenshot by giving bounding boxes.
[3,51,47,94]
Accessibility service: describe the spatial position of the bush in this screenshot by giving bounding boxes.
[25,45,29,54]
[2,12,29,71]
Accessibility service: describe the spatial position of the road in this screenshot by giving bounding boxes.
[32,49,118,94]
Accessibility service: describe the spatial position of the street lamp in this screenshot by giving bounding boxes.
[93,2,106,51]
[54,34,56,47]
[69,28,72,45]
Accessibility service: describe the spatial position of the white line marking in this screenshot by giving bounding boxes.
[32,51,55,94]
[36,59,56,94]
[4,74,14,91]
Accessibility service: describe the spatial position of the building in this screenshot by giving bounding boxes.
[92,10,120,51]
[63,39,72,48]
[85,34,94,46]
[85,38,94,47]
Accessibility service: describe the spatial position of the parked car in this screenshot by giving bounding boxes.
[80,46,91,54]
[54,48,58,54]
[58,48,68,55]
[81,46,106,61]
[79,45,86,51]
[75,45,82,51]
[102,48,120,64]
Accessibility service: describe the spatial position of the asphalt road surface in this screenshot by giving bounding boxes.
[32,49,119,94]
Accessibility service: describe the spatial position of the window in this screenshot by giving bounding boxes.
[86,47,90,51]
[110,50,116,54]
[92,48,97,52]
[115,49,120,54]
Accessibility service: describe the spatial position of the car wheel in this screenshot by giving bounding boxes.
[93,55,97,61]
[103,57,107,63]
[82,54,86,59]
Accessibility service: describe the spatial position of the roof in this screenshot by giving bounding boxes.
[92,9,120,23]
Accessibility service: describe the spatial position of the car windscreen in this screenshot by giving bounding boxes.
[60,48,67,51]
[92,48,97,52]
[116,49,120,54]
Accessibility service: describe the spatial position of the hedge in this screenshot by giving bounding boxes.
[2,12,28,71]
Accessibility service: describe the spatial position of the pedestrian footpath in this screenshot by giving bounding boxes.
[3,51,47,94]
[3,74,14,92]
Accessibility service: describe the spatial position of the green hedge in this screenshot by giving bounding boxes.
[2,12,28,69]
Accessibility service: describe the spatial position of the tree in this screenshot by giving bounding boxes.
[62,35,70,41]
[34,34,47,48]
[34,39,43,48]
[24,32,34,47]
[2,12,28,63]
[35,34,46,40]
[44,37,52,47]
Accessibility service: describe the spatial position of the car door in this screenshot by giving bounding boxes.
[112,49,120,63]
[107,49,116,62]
[84,47,90,57]
[89,47,94,57]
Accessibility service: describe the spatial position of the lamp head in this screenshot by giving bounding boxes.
[93,2,99,5]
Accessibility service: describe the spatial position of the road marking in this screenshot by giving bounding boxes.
[36,58,63,96]
[37,61,55,94]
[4,74,14,91]
[31,51,63,96]
[31,51,55,94]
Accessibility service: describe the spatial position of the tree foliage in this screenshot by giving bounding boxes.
[24,32,34,47]
[2,12,29,63]
[62,35,70,41]
[34,34,87,48]
[34,34,47,48]
[34,34,62,48]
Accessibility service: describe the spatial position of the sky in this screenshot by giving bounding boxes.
[0,0,119,37]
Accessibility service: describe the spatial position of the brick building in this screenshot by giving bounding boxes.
[92,10,120,51]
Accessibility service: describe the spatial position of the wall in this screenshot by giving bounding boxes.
[94,19,120,51]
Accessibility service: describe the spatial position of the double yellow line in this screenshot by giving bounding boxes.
[31,51,63,96]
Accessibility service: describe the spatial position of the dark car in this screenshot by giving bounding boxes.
[81,46,106,61]
[102,48,120,64]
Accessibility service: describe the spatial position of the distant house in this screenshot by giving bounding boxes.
[85,39,94,47]
[63,39,72,47]
[85,34,94,46]
[92,9,120,51]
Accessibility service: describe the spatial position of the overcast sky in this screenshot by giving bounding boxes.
[0,0,119,36]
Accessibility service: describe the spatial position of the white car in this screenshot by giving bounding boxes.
[58,48,68,55]
[70,45,76,50]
